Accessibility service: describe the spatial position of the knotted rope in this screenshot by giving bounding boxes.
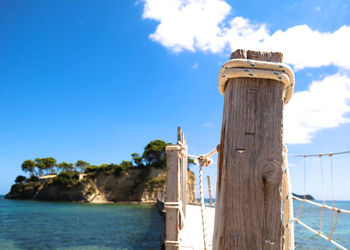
[176,143,218,249]
[181,146,217,250]
[218,59,295,103]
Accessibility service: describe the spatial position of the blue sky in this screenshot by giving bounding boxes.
[1,0,350,199]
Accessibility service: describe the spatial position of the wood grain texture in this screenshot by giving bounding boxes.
[166,146,180,250]
[213,49,284,250]
[230,49,283,63]
[165,127,189,250]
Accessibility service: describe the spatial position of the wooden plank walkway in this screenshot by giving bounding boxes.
[179,205,215,250]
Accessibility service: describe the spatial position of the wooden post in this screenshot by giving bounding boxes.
[177,127,187,218]
[207,175,213,208]
[165,144,180,250]
[213,50,285,249]
[165,127,188,250]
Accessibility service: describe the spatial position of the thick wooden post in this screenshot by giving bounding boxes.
[213,50,285,249]
[165,127,188,250]
[165,144,180,250]
[207,176,213,208]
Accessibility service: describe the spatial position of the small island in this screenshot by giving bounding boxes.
[292,193,315,200]
[6,139,196,203]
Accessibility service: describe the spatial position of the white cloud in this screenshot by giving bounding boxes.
[259,25,350,70]
[142,0,230,53]
[193,62,198,69]
[142,0,350,69]
[141,0,350,144]
[284,73,350,144]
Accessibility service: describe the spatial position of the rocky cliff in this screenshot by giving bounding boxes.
[6,167,196,203]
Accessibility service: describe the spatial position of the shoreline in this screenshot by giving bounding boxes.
[3,196,158,205]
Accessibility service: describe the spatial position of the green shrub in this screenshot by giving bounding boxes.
[27,176,39,182]
[15,175,27,184]
[10,183,25,193]
[145,176,167,189]
[84,165,100,173]
[85,163,130,177]
[52,171,79,188]
[113,164,129,176]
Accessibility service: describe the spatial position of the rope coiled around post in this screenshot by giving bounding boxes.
[218,59,295,104]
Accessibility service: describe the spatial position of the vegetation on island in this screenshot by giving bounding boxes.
[6,139,196,201]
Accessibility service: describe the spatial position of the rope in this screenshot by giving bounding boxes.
[218,59,295,103]
[291,151,349,249]
[289,150,350,158]
[319,156,325,233]
[292,196,350,214]
[297,156,307,219]
[294,218,346,250]
[199,165,207,250]
[282,144,295,249]
[184,145,217,250]
[181,147,218,162]
[174,142,217,249]
[330,155,336,232]
[329,210,341,240]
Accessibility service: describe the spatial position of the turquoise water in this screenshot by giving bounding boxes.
[202,199,350,249]
[1,196,350,249]
[294,200,350,249]
[0,196,162,249]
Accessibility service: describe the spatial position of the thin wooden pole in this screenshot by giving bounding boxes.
[213,49,285,249]
[207,175,213,208]
[177,127,187,218]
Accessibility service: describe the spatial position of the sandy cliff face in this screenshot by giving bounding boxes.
[6,167,197,203]
[88,167,166,203]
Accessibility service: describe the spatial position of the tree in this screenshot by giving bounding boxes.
[21,160,37,176]
[142,140,170,168]
[15,175,27,184]
[35,157,57,176]
[131,153,143,167]
[188,158,196,166]
[57,162,75,172]
[119,160,133,169]
[75,160,90,172]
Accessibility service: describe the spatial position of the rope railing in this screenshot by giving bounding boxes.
[289,150,350,158]
[167,129,218,250]
[289,150,350,250]
[294,218,346,250]
[169,125,349,250]
[293,196,350,214]
[179,144,218,162]
[188,146,218,250]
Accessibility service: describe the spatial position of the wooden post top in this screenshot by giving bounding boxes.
[230,49,283,62]
[213,49,287,249]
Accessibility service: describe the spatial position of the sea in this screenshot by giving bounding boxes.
[1,196,350,249]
